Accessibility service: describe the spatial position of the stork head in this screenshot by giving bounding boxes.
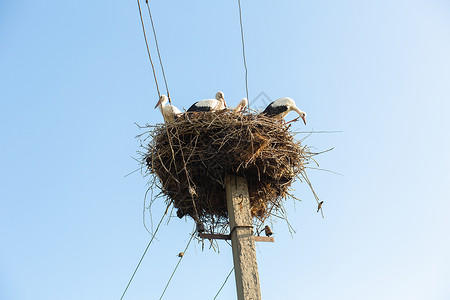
[234,97,248,112]
[155,95,168,109]
[300,111,307,125]
[215,91,226,107]
[289,104,307,125]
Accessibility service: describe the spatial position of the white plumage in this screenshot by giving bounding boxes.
[187,91,227,112]
[234,98,248,112]
[154,95,182,122]
[262,97,307,125]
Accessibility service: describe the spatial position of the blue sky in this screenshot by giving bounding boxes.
[1,1,450,299]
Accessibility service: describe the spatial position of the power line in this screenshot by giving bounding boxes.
[140,1,201,224]
[137,0,161,98]
[120,208,168,300]
[237,0,249,107]
[212,267,234,300]
[133,3,248,299]
[145,0,171,102]
[158,233,195,300]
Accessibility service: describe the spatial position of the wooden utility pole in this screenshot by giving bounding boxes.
[226,174,262,300]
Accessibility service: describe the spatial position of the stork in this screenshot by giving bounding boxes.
[234,98,248,112]
[154,95,182,122]
[187,91,227,112]
[262,97,307,125]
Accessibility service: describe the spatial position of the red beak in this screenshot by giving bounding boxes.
[154,98,161,109]
[301,115,306,125]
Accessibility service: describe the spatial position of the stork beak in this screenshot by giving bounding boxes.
[154,98,162,109]
[302,115,307,125]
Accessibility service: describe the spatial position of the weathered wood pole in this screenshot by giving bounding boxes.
[226,174,262,300]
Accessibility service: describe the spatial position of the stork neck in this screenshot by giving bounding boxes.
[291,106,305,116]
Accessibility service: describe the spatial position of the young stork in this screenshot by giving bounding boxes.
[262,97,307,125]
[154,95,182,122]
[234,98,248,112]
[187,91,227,112]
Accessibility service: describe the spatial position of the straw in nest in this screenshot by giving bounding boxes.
[140,109,313,230]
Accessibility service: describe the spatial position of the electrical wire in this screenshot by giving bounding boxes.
[140,2,201,224]
[158,233,195,299]
[237,0,249,107]
[212,267,235,300]
[132,3,252,300]
[145,0,171,102]
[137,0,161,98]
[120,208,168,300]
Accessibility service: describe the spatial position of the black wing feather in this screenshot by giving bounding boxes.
[262,102,288,117]
[187,101,215,112]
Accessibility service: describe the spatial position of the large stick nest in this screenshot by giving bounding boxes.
[140,109,312,229]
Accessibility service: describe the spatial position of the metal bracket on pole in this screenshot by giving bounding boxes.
[198,232,274,243]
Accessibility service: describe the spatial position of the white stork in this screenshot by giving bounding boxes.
[234,98,248,112]
[262,97,307,125]
[187,91,227,112]
[154,95,182,122]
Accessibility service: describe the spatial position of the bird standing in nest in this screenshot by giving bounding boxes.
[262,97,307,124]
[187,91,227,112]
[234,98,248,112]
[154,95,182,122]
